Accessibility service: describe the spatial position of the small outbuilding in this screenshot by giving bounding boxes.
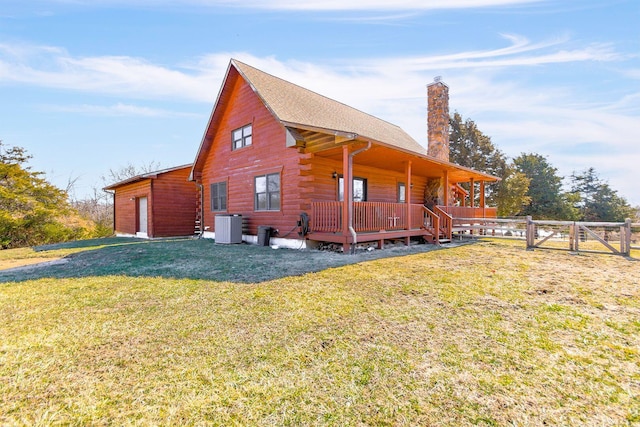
[104,164,197,238]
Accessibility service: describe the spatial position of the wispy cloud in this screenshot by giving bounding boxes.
[41,102,203,118]
[350,35,619,73]
[223,0,544,11]
[0,43,221,102]
[0,35,619,102]
[43,0,546,11]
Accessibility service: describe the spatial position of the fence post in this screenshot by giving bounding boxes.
[622,218,632,256]
[569,223,575,252]
[526,216,533,250]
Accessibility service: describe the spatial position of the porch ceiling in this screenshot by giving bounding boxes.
[313,143,499,183]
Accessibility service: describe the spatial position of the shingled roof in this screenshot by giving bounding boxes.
[232,59,428,155]
[191,59,499,183]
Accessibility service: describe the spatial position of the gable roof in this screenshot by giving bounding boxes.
[190,59,499,183]
[104,164,192,191]
[232,60,428,155]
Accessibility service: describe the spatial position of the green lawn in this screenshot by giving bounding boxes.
[0,237,450,283]
[1,238,639,425]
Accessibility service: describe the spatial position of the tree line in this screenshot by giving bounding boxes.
[449,112,638,222]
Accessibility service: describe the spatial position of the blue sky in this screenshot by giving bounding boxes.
[1,0,639,206]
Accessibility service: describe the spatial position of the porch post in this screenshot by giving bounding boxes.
[469,178,475,208]
[480,180,486,217]
[342,145,351,245]
[405,161,412,231]
[443,170,450,206]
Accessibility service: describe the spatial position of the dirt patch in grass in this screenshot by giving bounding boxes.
[0,238,149,272]
[0,257,66,271]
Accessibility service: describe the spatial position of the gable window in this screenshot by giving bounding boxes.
[232,124,252,150]
[338,176,367,202]
[255,173,280,211]
[398,182,406,203]
[210,181,227,211]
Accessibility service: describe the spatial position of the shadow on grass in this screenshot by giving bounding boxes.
[0,237,460,284]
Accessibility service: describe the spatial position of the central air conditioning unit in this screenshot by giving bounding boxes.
[214,214,243,244]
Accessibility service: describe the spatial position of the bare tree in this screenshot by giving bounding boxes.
[103,160,163,185]
[68,161,163,237]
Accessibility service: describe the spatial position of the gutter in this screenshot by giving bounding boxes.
[347,141,372,254]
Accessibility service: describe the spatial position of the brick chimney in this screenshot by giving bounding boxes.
[427,77,450,162]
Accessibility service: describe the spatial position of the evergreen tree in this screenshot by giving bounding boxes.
[0,141,93,248]
[570,168,635,221]
[449,112,507,177]
[494,168,531,217]
[513,153,577,220]
[449,112,529,215]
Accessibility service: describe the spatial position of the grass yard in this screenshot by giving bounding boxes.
[1,238,639,425]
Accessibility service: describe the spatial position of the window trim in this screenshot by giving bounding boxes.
[254,172,281,211]
[338,175,368,202]
[210,181,228,212]
[231,123,253,150]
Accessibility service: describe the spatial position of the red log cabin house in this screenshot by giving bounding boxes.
[186,59,499,251]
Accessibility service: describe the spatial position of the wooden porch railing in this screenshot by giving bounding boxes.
[310,202,453,244]
[312,201,418,233]
[311,201,343,233]
[434,206,453,240]
[437,205,497,219]
[353,202,407,232]
[411,204,428,230]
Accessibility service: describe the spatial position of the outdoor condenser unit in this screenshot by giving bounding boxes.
[214,214,242,244]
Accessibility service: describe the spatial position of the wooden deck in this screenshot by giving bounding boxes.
[308,202,498,249]
[309,202,459,247]
[438,206,499,235]
[438,205,498,219]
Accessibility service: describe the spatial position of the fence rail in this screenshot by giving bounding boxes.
[525,217,635,256]
[451,216,638,257]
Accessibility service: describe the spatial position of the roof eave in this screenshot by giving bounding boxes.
[189,60,236,182]
[104,164,193,190]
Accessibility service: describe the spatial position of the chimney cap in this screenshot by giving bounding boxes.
[427,77,448,88]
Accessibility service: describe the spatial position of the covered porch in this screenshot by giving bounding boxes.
[298,137,500,252]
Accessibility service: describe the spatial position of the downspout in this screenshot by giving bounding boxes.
[197,183,204,238]
[348,141,372,254]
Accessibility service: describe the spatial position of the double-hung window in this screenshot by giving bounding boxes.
[232,124,252,150]
[210,181,227,211]
[255,173,280,211]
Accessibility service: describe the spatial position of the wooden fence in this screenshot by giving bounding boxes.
[526,217,635,256]
[451,216,638,257]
